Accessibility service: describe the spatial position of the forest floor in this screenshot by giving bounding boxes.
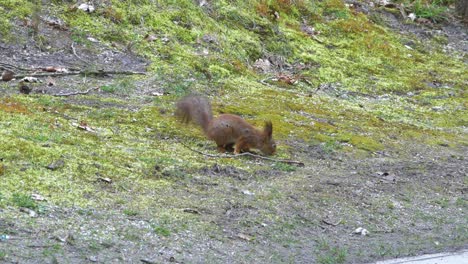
[0,1,467,264]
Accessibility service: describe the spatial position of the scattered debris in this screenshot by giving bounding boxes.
[375,171,397,183]
[150,91,164,96]
[376,171,389,176]
[275,73,298,85]
[202,34,218,44]
[198,0,208,7]
[46,76,55,86]
[352,227,369,236]
[88,256,98,262]
[78,3,95,13]
[323,180,341,186]
[253,58,272,73]
[300,20,323,43]
[53,233,70,243]
[97,177,112,184]
[44,66,56,72]
[141,259,157,264]
[46,159,65,170]
[322,218,341,226]
[20,207,38,218]
[301,23,320,36]
[1,70,14,81]
[182,208,201,214]
[72,121,97,133]
[237,233,253,241]
[144,34,158,42]
[54,87,99,97]
[181,141,305,166]
[241,190,255,196]
[18,81,32,94]
[21,76,42,83]
[31,193,46,201]
[0,234,10,241]
[42,16,67,30]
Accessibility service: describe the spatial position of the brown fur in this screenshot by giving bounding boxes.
[176,95,276,155]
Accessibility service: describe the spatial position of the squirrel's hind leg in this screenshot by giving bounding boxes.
[224,143,235,152]
[234,137,251,154]
[217,145,226,153]
[217,143,235,153]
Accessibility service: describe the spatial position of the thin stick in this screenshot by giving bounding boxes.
[181,142,305,166]
[13,70,146,79]
[1,63,81,73]
[53,87,99,96]
[71,42,87,63]
[0,62,32,72]
[259,76,274,87]
[311,35,324,44]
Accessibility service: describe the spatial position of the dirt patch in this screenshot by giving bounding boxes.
[1,143,466,263]
[0,16,149,99]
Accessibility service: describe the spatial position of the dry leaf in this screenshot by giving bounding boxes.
[73,121,96,133]
[237,233,252,241]
[144,34,158,42]
[31,193,46,201]
[98,177,112,183]
[44,66,57,72]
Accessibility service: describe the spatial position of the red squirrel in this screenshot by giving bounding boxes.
[176,95,276,155]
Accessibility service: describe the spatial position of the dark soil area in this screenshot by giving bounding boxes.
[1,144,466,263]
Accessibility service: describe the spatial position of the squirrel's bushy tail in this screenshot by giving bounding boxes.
[176,95,213,133]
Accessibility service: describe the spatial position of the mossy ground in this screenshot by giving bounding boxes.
[0,0,467,263]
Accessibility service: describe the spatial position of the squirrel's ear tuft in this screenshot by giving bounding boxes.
[264,121,273,137]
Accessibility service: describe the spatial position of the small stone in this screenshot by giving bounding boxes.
[352,227,369,236]
[242,190,255,196]
[46,159,65,170]
[78,3,95,13]
[18,82,32,94]
[1,70,14,81]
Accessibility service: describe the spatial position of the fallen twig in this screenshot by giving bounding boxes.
[181,142,305,166]
[140,259,157,264]
[0,62,32,72]
[259,76,274,87]
[311,35,324,43]
[53,87,99,96]
[182,208,201,214]
[13,70,146,79]
[322,219,341,226]
[71,42,87,63]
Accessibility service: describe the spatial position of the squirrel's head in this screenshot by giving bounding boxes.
[260,121,276,155]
